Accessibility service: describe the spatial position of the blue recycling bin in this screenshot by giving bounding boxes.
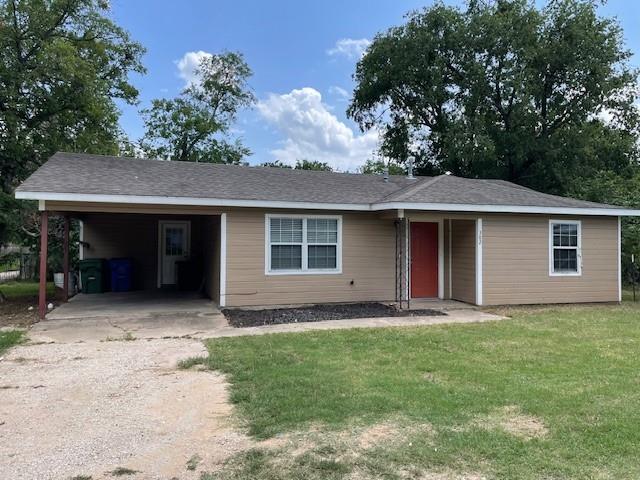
[109,258,133,292]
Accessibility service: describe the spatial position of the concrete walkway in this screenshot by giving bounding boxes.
[207,309,505,338]
[29,307,505,343]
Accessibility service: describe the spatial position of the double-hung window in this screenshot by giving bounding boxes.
[267,215,341,274]
[549,220,581,276]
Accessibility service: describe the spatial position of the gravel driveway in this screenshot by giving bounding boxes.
[0,338,251,480]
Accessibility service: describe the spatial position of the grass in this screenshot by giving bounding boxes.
[201,302,640,479]
[0,280,54,299]
[178,355,208,369]
[187,454,202,471]
[104,332,136,342]
[108,467,138,476]
[0,330,23,355]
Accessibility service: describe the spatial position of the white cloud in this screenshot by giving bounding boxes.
[328,85,350,101]
[326,38,371,60]
[175,50,212,87]
[257,87,379,171]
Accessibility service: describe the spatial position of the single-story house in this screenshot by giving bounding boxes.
[15,152,640,318]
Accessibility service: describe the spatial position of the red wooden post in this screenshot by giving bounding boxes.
[38,211,48,320]
[63,215,69,302]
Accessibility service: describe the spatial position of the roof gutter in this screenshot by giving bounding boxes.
[15,190,640,217]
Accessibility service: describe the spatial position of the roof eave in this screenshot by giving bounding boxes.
[15,191,640,216]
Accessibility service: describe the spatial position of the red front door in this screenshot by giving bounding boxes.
[410,222,439,298]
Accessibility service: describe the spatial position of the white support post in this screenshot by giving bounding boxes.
[219,213,227,307]
[618,216,622,303]
[405,218,410,308]
[448,219,452,299]
[475,218,483,306]
[438,218,444,299]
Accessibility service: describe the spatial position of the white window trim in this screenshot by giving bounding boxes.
[549,219,582,277]
[265,214,342,275]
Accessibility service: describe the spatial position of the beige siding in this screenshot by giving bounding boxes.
[482,215,618,305]
[450,220,476,303]
[66,202,621,307]
[81,213,212,293]
[82,214,160,290]
[225,210,396,306]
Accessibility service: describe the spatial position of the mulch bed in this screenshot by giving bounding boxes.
[222,302,446,328]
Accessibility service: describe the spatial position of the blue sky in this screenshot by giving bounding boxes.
[111,0,640,171]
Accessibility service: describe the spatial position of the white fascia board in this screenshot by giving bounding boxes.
[373,202,640,217]
[15,191,640,217]
[14,191,371,212]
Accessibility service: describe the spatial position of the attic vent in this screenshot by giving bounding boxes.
[407,156,416,180]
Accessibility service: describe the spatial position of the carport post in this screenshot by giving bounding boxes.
[38,211,48,320]
[63,215,69,302]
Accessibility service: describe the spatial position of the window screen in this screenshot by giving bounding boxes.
[268,217,340,272]
[551,222,580,274]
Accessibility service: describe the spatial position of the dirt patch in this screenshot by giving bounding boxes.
[470,405,548,440]
[358,422,399,449]
[223,302,446,327]
[0,338,252,480]
[0,296,43,327]
[255,418,434,458]
[356,419,433,450]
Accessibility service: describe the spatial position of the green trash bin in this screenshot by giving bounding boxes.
[79,259,107,294]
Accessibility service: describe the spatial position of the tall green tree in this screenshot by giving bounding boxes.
[359,158,406,175]
[0,0,145,193]
[259,159,334,171]
[140,52,255,163]
[260,160,292,169]
[0,0,145,245]
[294,159,333,171]
[348,0,639,194]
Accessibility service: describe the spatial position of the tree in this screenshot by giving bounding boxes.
[0,0,145,193]
[140,52,255,163]
[259,159,333,171]
[348,0,639,194]
[260,160,292,169]
[571,169,640,283]
[359,158,406,175]
[0,0,145,245]
[294,159,333,171]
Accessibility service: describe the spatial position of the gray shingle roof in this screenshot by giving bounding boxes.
[381,175,619,209]
[16,152,416,205]
[15,152,630,213]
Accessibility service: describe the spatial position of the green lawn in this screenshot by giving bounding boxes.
[0,280,54,299]
[200,303,640,479]
[0,330,23,355]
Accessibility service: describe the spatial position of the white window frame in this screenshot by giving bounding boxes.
[549,219,582,277]
[265,214,342,275]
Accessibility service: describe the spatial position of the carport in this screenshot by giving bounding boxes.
[35,202,227,320]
